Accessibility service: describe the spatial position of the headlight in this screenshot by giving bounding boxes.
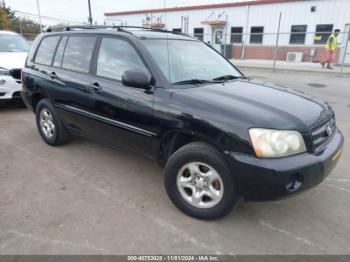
[249,128,306,158]
[0,68,10,76]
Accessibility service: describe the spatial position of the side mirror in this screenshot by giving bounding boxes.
[122,69,151,90]
[9,68,22,80]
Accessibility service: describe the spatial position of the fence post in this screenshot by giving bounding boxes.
[273,12,282,72]
[341,30,349,74]
[224,15,228,58]
[242,5,250,60]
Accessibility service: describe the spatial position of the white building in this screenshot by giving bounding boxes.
[104,0,350,63]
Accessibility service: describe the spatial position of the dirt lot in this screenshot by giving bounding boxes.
[0,69,349,255]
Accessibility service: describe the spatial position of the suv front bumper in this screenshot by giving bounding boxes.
[227,128,344,201]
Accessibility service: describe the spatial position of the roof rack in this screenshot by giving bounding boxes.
[45,25,193,38]
[47,25,170,33]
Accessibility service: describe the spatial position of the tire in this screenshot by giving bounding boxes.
[35,99,69,146]
[164,142,238,220]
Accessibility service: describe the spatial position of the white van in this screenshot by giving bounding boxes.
[0,30,29,105]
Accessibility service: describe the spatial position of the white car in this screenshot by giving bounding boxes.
[0,30,29,105]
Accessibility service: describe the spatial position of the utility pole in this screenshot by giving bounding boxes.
[36,0,43,32]
[88,0,93,25]
[18,17,23,35]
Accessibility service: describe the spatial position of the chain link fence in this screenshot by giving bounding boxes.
[187,30,350,74]
[12,25,350,74]
[21,33,39,42]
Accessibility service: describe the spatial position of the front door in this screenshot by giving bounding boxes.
[87,36,155,157]
[212,27,224,52]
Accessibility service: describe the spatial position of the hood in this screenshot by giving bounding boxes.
[172,80,331,132]
[0,52,27,69]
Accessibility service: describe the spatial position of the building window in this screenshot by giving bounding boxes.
[193,28,204,41]
[289,25,307,44]
[230,27,243,43]
[173,28,182,33]
[314,24,333,44]
[250,26,264,44]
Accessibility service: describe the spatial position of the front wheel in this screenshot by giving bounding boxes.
[164,142,238,220]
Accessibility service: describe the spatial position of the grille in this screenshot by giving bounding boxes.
[311,115,336,152]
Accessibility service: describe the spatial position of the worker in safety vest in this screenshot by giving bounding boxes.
[321,29,340,70]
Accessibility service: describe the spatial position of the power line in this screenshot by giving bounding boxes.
[41,0,108,13]
[62,0,109,10]
[14,10,83,24]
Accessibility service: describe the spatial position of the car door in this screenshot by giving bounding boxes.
[84,35,155,157]
[45,34,102,139]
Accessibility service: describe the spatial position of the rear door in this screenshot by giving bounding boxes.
[48,34,100,137]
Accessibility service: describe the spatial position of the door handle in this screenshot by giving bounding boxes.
[48,71,56,78]
[90,82,102,91]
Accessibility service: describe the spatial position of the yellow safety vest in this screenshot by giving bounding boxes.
[326,34,337,51]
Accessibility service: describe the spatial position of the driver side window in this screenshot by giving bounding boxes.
[96,37,147,80]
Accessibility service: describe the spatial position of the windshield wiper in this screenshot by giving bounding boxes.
[213,75,247,82]
[172,79,219,85]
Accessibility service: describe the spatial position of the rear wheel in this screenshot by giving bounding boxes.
[36,99,69,146]
[164,142,238,219]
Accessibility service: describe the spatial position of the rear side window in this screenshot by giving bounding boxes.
[35,36,60,65]
[53,36,68,67]
[96,37,146,80]
[62,36,96,73]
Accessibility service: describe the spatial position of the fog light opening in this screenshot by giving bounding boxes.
[286,173,303,193]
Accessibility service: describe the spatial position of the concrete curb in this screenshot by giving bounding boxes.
[236,65,350,77]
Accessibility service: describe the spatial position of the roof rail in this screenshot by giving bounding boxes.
[45,25,193,38]
[47,25,120,32]
[46,25,172,33]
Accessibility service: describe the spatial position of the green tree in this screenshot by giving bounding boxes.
[0,8,9,29]
[0,0,15,20]
[1,0,42,40]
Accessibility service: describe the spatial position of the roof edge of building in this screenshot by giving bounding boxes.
[104,0,308,17]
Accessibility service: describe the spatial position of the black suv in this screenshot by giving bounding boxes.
[21,26,344,219]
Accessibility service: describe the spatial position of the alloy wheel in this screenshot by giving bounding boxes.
[176,162,224,208]
[39,108,56,138]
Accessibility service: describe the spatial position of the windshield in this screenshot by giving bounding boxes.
[142,39,242,85]
[0,34,30,52]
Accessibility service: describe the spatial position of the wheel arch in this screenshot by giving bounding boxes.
[31,91,49,112]
[157,129,224,168]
